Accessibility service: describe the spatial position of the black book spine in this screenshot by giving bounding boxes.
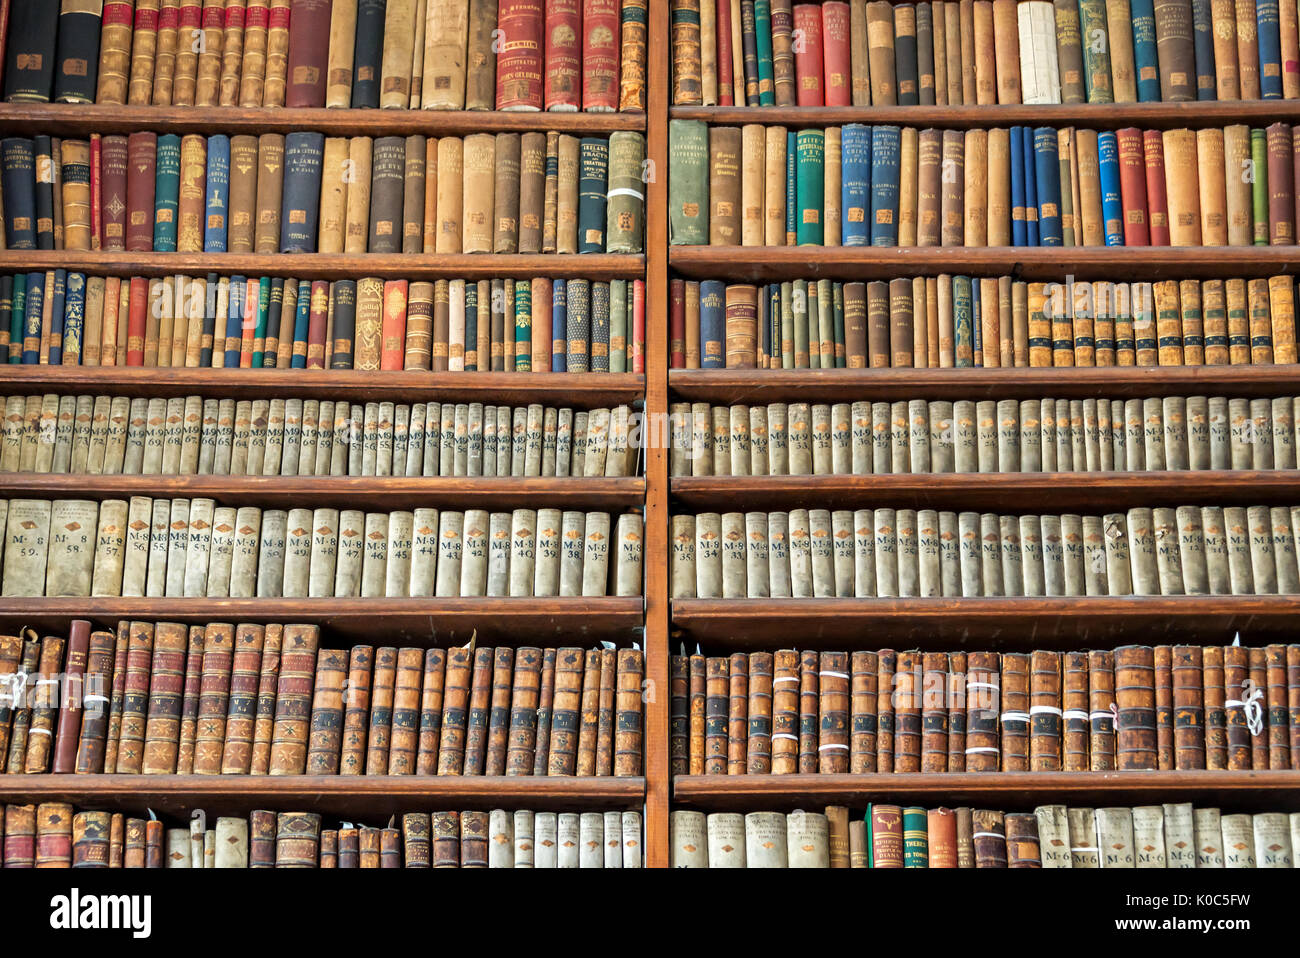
[33,134,56,250]
[1,138,38,249]
[53,0,104,103]
[350,0,387,110]
[367,136,406,254]
[894,5,920,106]
[199,271,219,367]
[330,278,357,369]
[740,0,760,107]
[264,277,285,368]
[3,0,61,102]
[279,132,325,253]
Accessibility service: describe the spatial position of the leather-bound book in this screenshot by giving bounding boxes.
[532,647,558,774]
[702,655,728,774]
[1115,644,1157,770]
[125,0,160,105]
[245,810,274,867]
[1029,649,1061,770]
[140,621,187,774]
[1061,650,1090,771]
[401,136,427,253]
[998,652,1030,771]
[945,651,967,772]
[285,0,331,106]
[275,812,320,867]
[220,623,265,774]
[576,648,603,775]
[1202,645,1228,768]
[216,0,242,106]
[495,0,543,109]
[189,622,232,775]
[1171,645,1206,769]
[964,650,1000,771]
[97,0,135,104]
[36,803,74,867]
[924,807,957,868]
[436,645,472,773]
[619,0,649,110]
[387,647,423,774]
[340,644,374,774]
[1248,646,1268,770]
[421,0,469,109]
[917,651,948,772]
[867,804,904,867]
[72,811,111,868]
[1004,813,1041,867]
[51,620,90,774]
[971,809,1007,867]
[124,132,157,252]
[593,648,617,776]
[366,646,398,773]
[303,648,346,775]
[1262,644,1288,769]
[545,0,581,109]
[889,650,919,772]
[151,0,181,105]
[73,628,116,773]
[268,623,319,775]
[1154,645,1174,769]
[224,134,257,253]
[171,0,202,105]
[502,646,541,774]
[4,804,37,867]
[793,648,818,772]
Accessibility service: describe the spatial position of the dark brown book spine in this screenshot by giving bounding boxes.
[402,135,427,254]
[688,652,706,774]
[1029,650,1062,771]
[737,650,771,774]
[800,648,822,772]
[415,648,445,775]
[548,647,584,775]
[1173,645,1206,769]
[388,647,424,775]
[141,622,187,774]
[1249,646,1268,770]
[402,813,431,868]
[704,655,729,774]
[1223,643,1252,769]
[670,654,689,775]
[1203,645,1228,770]
[249,811,275,867]
[1088,649,1116,770]
[431,811,459,867]
[248,623,281,775]
[1288,644,1300,771]
[946,651,967,772]
[595,648,617,777]
[532,647,558,775]
[920,651,949,773]
[964,650,1000,772]
[275,811,320,867]
[337,828,359,868]
[174,625,205,774]
[1266,644,1290,769]
[193,622,236,775]
[484,646,515,776]
[108,813,124,868]
[1062,650,1090,772]
[36,802,74,867]
[267,623,319,775]
[462,646,494,775]
[726,651,748,774]
[615,648,645,776]
[341,644,374,775]
[460,811,487,867]
[1154,644,1174,770]
[380,827,401,867]
[1004,812,1041,868]
[506,647,542,775]
[1115,644,1157,770]
[366,646,398,774]
[304,648,347,775]
[319,830,338,867]
[52,620,91,774]
[849,650,879,773]
[72,811,112,868]
[24,636,65,775]
[891,650,921,773]
[817,650,851,773]
[971,808,1007,868]
[102,622,130,774]
[144,820,163,868]
[74,629,118,773]
[124,817,145,869]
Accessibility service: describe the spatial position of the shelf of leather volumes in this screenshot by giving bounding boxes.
[0,0,672,867]
[654,0,1300,861]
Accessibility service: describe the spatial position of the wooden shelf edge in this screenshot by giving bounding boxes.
[0,103,647,136]
[668,366,1300,402]
[0,251,645,281]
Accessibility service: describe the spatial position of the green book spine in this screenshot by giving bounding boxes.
[153,134,182,253]
[792,279,810,367]
[609,279,628,373]
[253,276,271,368]
[514,279,532,371]
[785,131,796,244]
[780,281,794,368]
[668,120,709,246]
[1252,129,1269,245]
[754,0,776,106]
[832,281,846,368]
[605,132,646,254]
[9,274,26,362]
[1077,0,1115,103]
[953,275,974,367]
[902,806,929,867]
[817,278,834,368]
[795,129,825,246]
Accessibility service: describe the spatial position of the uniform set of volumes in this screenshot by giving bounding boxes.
[1,393,643,480]
[670,0,1300,108]
[0,129,646,255]
[0,620,645,777]
[669,804,1300,868]
[669,503,1300,598]
[0,803,644,868]
[669,643,1300,775]
[0,272,646,373]
[3,0,649,112]
[669,275,1300,370]
[668,394,1300,476]
[669,120,1300,248]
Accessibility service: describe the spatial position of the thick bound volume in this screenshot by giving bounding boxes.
[578,137,610,253]
[285,0,332,107]
[496,0,544,110]
[584,0,622,111]
[153,134,182,252]
[279,133,325,253]
[53,0,104,103]
[4,0,61,101]
[1,138,37,249]
[669,120,708,245]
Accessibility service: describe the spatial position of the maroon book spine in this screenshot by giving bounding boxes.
[284,0,333,107]
[100,135,130,252]
[51,620,91,774]
[124,132,157,252]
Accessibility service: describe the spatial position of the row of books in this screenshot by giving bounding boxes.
[671,0,1300,108]
[1,620,645,778]
[670,121,1300,248]
[2,394,642,480]
[1,803,644,868]
[0,498,644,599]
[668,504,1300,598]
[669,643,1299,776]
[0,273,647,373]
[667,395,1299,477]
[3,0,650,113]
[667,276,1299,370]
[669,804,1300,868]
[0,130,647,255]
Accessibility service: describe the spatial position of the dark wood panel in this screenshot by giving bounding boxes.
[0,367,645,404]
[0,475,646,511]
[671,471,1300,511]
[0,104,645,136]
[0,775,646,818]
[0,597,645,644]
[0,251,643,280]
[671,596,1300,646]
[668,366,1300,403]
[669,245,1300,281]
[672,771,1300,812]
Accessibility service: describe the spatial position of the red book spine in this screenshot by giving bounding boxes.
[101,135,129,251]
[1116,127,1150,246]
[135,3,160,39]
[381,280,409,371]
[496,0,545,110]
[1142,129,1170,247]
[284,0,332,108]
[716,0,735,106]
[202,0,225,35]
[52,621,91,774]
[125,132,157,252]
[670,277,686,367]
[582,0,622,111]
[90,134,103,251]
[545,0,582,110]
[306,279,329,369]
[821,1,851,107]
[792,3,824,106]
[632,277,646,373]
[126,276,149,366]
[240,277,258,368]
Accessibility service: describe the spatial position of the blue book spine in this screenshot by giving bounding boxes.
[590,283,610,371]
[1130,0,1161,101]
[0,139,37,249]
[204,134,230,253]
[224,275,245,368]
[1190,0,1217,99]
[953,276,973,367]
[869,125,901,246]
[1257,0,1283,98]
[699,280,726,369]
[291,280,311,368]
[62,271,85,365]
[1023,127,1039,246]
[1097,132,1125,246]
[785,131,796,243]
[22,271,43,364]
[551,278,567,372]
[47,269,66,365]
[1010,127,1027,247]
[1033,127,1063,246]
[10,273,26,362]
[841,124,872,247]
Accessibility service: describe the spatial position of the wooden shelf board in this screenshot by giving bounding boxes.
[670,101,1300,130]
[668,366,1300,403]
[670,471,1300,511]
[0,774,646,817]
[0,368,646,404]
[671,596,1300,646]
[668,245,1300,281]
[0,475,646,511]
[0,104,646,137]
[0,597,645,643]
[671,771,1300,811]
[0,251,644,281]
